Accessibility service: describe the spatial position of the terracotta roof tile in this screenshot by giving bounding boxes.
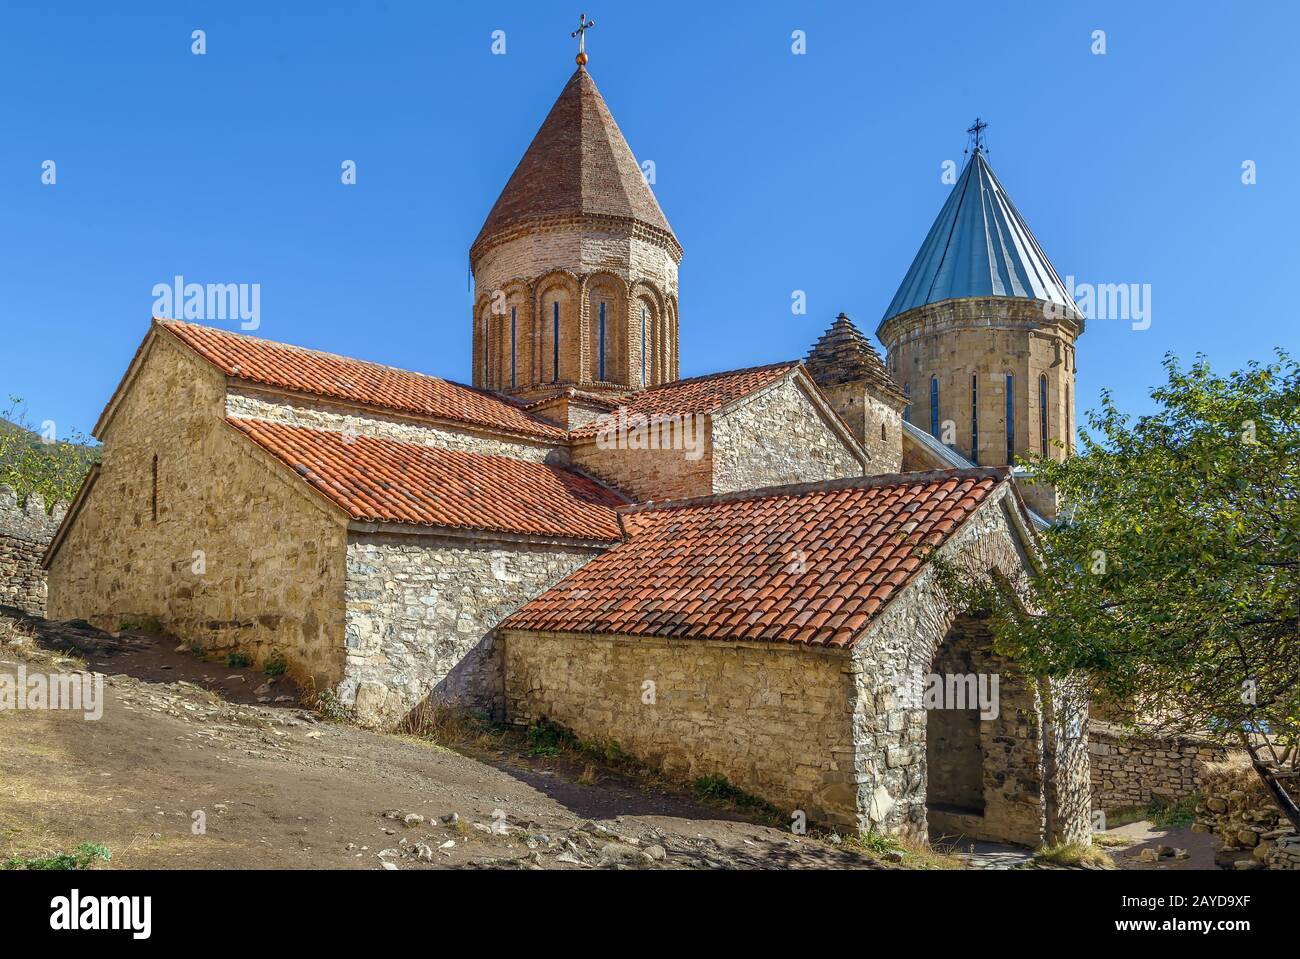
[228,418,625,542]
[502,469,1009,647]
[569,361,800,438]
[161,320,564,441]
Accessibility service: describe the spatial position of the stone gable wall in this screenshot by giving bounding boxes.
[46,334,350,691]
[711,377,863,494]
[0,487,65,615]
[226,390,564,465]
[503,629,860,826]
[343,531,601,726]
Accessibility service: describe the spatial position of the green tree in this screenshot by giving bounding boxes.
[0,396,99,513]
[973,352,1299,830]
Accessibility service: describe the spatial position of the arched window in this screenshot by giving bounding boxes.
[1038,374,1048,455]
[970,373,979,464]
[903,383,911,423]
[930,376,940,438]
[640,304,647,386]
[1005,373,1015,463]
[509,306,517,390]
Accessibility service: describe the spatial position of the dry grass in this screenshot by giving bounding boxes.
[1034,840,1116,869]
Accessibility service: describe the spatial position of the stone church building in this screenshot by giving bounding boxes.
[43,51,1089,846]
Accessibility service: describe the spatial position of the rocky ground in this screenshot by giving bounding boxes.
[0,608,886,870]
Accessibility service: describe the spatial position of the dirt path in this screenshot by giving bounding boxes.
[0,614,880,870]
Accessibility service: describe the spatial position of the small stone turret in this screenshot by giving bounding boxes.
[805,313,907,473]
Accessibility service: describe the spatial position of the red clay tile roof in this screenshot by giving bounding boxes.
[472,68,677,260]
[227,418,626,542]
[502,469,1010,647]
[569,361,801,438]
[160,319,565,441]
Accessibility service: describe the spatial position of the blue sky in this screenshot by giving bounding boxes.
[2,1,1296,439]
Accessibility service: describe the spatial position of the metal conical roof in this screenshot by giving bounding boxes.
[880,151,1080,325]
[471,68,678,260]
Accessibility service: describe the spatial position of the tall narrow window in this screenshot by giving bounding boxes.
[1005,374,1015,463]
[930,376,940,438]
[509,306,517,390]
[598,302,607,382]
[970,373,979,464]
[903,383,911,423]
[552,301,560,383]
[1038,374,1048,455]
[151,454,159,522]
[640,305,647,386]
[1065,380,1072,452]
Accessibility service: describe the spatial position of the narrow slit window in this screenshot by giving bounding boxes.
[903,383,911,423]
[970,373,979,464]
[552,301,560,382]
[930,376,940,439]
[640,305,647,386]
[1005,374,1015,463]
[598,302,606,382]
[1039,374,1048,454]
[509,306,517,390]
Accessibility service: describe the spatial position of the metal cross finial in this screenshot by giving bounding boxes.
[572,13,595,67]
[967,117,989,155]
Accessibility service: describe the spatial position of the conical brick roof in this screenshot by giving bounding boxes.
[472,68,677,259]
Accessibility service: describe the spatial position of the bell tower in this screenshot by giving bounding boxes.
[470,28,682,400]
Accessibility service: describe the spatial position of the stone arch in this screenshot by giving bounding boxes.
[629,280,665,388]
[665,295,679,382]
[473,293,493,389]
[534,270,581,385]
[492,278,531,392]
[850,487,1088,847]
[584,271,627,384]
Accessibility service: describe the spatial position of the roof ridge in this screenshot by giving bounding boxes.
[620,466,1010,516]
[158,318,562,438]
[639,359,800,394]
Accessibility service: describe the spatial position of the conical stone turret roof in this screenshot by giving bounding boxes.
[805,313,907,404]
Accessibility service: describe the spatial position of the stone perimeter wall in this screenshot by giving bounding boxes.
[343,531,602,727]
[503,629,859,826]
[1088,722,1229,813]
[0,487,65,615]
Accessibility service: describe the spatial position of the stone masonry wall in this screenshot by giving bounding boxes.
[343,531,601,726]
[570,432,713,504]
[0,487,66,615]
[1089,721,1229,812]
[849,486,1090,846]
[503,630,860,827]
[880,297,1080,467]
[711,376,864,494]
[46,333,350,691]
[818,382,903,475]
[226,389,564,465]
